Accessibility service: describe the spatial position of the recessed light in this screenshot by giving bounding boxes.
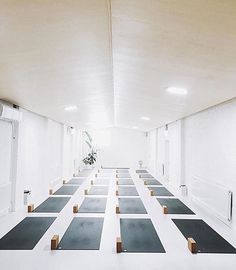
[166,87,188,95]
[64,105,78,111]
[141,116,150,121]
[132,126,138,129]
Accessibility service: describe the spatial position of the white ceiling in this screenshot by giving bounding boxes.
[0,0,236,131]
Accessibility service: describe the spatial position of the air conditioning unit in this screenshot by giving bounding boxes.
[0,102,22,121]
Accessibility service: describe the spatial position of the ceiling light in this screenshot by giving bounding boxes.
[64,105,78,111]
[141,116,150,121]
[166,87,188,95]
[132,126,138,129]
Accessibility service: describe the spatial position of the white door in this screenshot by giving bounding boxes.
[0,119,13,214]
[164,140,170,181]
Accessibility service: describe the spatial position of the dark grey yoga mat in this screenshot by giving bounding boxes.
[119,198,147,214]
[79,198,107,213]
[34,197,70,213]
[144,179,162,185]
[117,170,129,173]
[0,217,56,250]
[117,179,134,185]
[172,219,236,254]
[136,170,148,173]
[120,218,165,253]
[117,174,131,178]
[148,187,174,196]
[53,185,79,195]
[157,198,195,214]
[88,186,109,195]
[65,178,84,185]
[102,167,129,169]
[94,179,110,185]
[139,174,154,178]
[77,173,90,177]
[118,186,139,196]
[58,217,104,250]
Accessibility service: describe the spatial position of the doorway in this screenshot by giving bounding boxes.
[164,140,170,181]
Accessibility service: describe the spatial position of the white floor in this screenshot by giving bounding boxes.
[0,169,236,270]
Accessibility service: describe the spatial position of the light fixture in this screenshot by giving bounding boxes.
[166,87,188,95]
[64,105,78,111]
[141,116,150,121]
[132,126,138,129]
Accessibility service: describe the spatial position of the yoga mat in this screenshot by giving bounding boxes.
[65,178,84,185]
[172,219,236,254]
[88,186,109,195]
[34,197,70,213]
[119,198,147,214]
[136,170,148,173]
[148,187,174,197]
[144,179,162,185]
[94,179,110,185]
[120,218,165,253]
[0,217,56,250]
[117,179,134,185]
[58,217,104,250]
[53,185,79,195]
[139,174,154,178]
[157,198,195,214]
[79,198,107,213]
[117,170,129,173]
[117,174,131,178]
[118,186,139,196]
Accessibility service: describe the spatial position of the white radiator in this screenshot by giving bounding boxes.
[191,176,233,224]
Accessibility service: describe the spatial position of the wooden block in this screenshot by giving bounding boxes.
[84,189,88,195]
[27,204,34,212]
[73,204,79,213]
[116,170,118,173]
[49,189,53,195]
[116,174,118,178]
[98,169,100,173]
[116,205,120,214]
[144,180,147,185]
[95,174,98,178]
[139,175,141,178]
[162,205,168,214]
[150,190,154,196]
[91,180,94,185]
[116,190,119,196]
[51,235,59,250]
[116,237,122,253]
[188,238,197,254]
[63,180,66,184]
[116,180,119,185]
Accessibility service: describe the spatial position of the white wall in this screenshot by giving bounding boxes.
[0,120,13,214]
[184,99,236,228]
[14,109,80,211]
[150,98,236,229]
[147,129,158,175]
[86,127,148,168]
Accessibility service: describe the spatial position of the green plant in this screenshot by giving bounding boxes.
[82,131,97,166]
[83,150,97,165]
